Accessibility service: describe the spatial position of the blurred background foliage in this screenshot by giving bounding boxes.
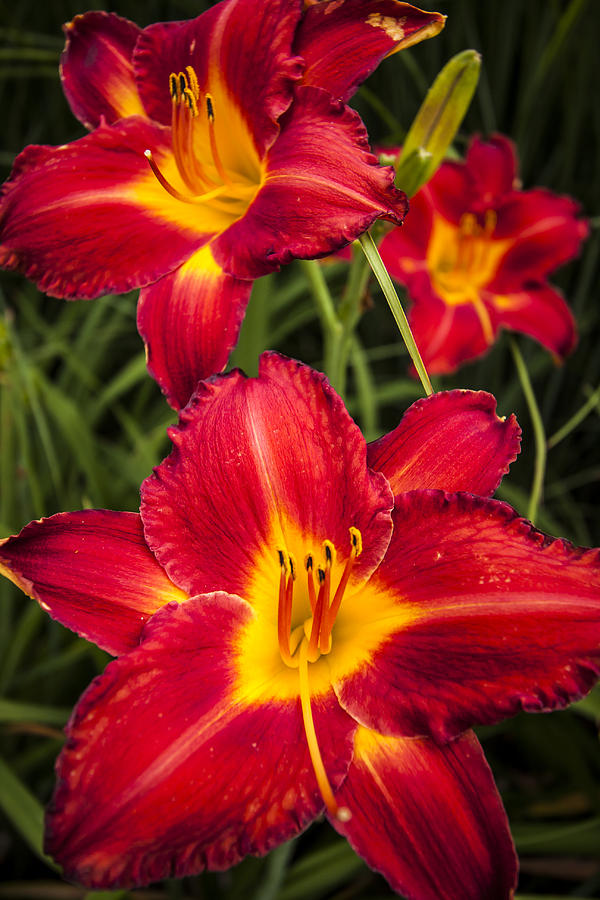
[1,0,600,897]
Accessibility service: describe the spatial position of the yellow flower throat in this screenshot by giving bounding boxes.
[144,65,259,217]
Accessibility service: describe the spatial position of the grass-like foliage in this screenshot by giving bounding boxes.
[1,0,600,898]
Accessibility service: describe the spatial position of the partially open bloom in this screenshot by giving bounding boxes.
[379,134,589,373]
[2,353,600,897]
[0,0,444,408]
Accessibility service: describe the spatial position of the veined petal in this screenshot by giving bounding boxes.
[332,728,517,900]
[61,12,145,129]
[367,390,521,498]
[46,593,355,888]
[485,282,576,360]
[296,1,445,102]
[408,286,493,374]
[334,491,600,742]
[213,85,407,279]
[141,352,393,600]
[466,134,517,203]
[0,118,213,299]
[494,190,589,281]
[133,0,303,156]
[0,511,186,656]
[137,245,253,410]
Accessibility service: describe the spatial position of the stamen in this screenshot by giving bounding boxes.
[307,566,329,662]
[185,65,199,100]
[298,639,351,822]
[144,150,229,205]
[305,555,317,612]
[320,528,362,651]
[277,551,295,667]
[168,69,220,192]
[205,92,232,186]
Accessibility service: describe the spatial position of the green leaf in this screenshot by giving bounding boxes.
[0,756,59,870]
[0,697,70,725]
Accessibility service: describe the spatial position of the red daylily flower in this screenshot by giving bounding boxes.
[3,353,600,898]
[0,0,444,409]
[379,134,589,374]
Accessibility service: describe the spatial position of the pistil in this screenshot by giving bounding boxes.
[298,638,351,822]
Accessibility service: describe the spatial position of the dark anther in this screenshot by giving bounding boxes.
[206,95,215,122]
[317,567,326,584]
[306,554,313,571]
[179,73,187,94]
[289,557,296,580]
[278,550,285,567]
[169,73,178,99]
[325,544,332,563]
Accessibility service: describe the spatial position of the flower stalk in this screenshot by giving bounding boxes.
[358,232,433,396]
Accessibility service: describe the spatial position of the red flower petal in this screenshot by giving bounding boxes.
[141,352,393,599]
[408,287,493,373]
[494,189,588,281]
[137,245,252,410]
[332,728,517,900]
[486,282,576,360]
[0,119,212,299]
[367,389,521,497]
[296,1,446,102]
[46,593,355,888]
[0,511,186,655]
[60,12,145,130]
[133,0,303,155]
[465,134,517,203]
[334,492,600,742]
[213,85,407,279]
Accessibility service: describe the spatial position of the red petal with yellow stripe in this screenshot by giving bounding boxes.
[213,85,407,279]
[140,353,393,599]
[331,728,517,900]
[0,511,186,655]
[137,244,252,409]
[133,0,303,154]
[0,118,213,299]
[333,491,600,742]
[61,12,145,129]
[46,592,355,888]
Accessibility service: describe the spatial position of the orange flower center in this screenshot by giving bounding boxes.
[144,65,261,219]
[276,527,362,822]
[428,210,513,342]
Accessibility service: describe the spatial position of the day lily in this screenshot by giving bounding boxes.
[379,134,589,373]
[2,353,600,898]
[0,0,444,409]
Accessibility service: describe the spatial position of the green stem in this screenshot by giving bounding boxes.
[509,339,546,523]
[299,260,342,385]
[547,382,600,449]
[350,336,378,440]
[358,232,433,396]
[328,245,372,395]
